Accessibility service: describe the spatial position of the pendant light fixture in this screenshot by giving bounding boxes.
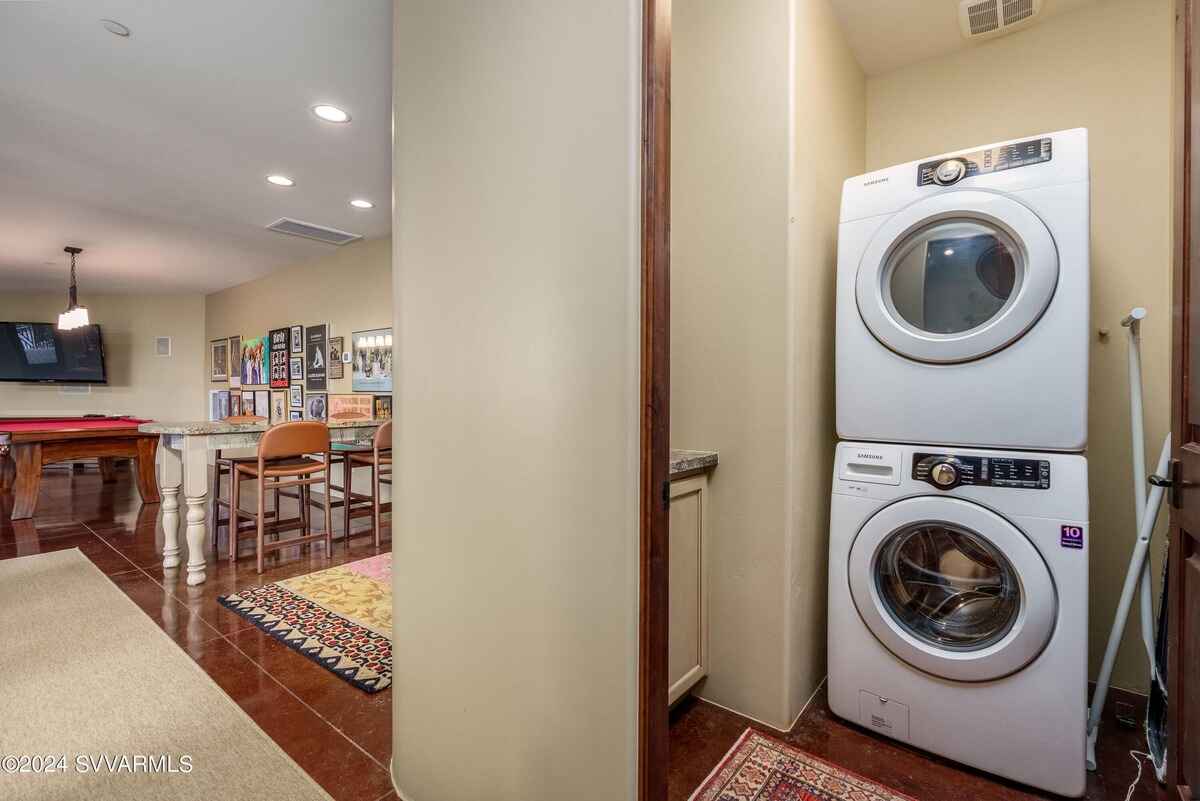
[57,246,91,331]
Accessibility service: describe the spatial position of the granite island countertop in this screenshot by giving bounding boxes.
[670,449,718,478]
[139,420,381,435]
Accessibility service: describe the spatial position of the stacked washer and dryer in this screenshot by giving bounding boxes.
[828,129,1091,797]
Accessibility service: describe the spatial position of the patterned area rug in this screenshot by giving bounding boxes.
[689,729,915,801]
[218,553,392,693]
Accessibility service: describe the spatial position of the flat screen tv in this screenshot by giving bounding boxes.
[0,322,107,384]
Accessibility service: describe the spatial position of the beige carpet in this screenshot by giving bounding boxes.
[0,549,335,801]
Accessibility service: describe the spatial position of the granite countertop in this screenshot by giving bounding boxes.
[139,420,381,435]
[670,449,718,477]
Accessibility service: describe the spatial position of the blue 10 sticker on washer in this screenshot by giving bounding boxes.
[1060,525,1085,550]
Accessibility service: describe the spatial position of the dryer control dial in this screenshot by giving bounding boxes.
[933,159,967,185]
[930,461,959,488]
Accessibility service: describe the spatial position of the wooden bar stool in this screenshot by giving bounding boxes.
[229,421,333,573]
[343,421,392,547]
[211,415,295,556]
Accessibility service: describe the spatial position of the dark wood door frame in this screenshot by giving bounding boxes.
[639,0,671,799]
[1171,0,1198,796]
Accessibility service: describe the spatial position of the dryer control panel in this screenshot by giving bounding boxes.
[913,453,1050,491]
[917,137,1052,187]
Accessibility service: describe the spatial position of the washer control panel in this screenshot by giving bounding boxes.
[917,137,1052,187]
[913,453,1050,490]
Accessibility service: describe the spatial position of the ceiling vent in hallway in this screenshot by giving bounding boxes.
[958,0,1041,40]
[266,218,362,246]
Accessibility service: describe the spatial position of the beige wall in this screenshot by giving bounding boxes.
[865,0,1174,691]
[203,237,392,398]
[671,0,864,729]
[0,293,206,420]
[391,1,641,800]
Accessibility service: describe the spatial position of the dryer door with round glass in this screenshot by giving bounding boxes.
[847,496,1057,682]
[855,191,1059,364]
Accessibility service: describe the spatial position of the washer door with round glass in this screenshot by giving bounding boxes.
[847,496,1056,682]
[855,191,1059,364]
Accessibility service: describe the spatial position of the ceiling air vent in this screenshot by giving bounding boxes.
[266,217,362,246]
[958,0,1041,40]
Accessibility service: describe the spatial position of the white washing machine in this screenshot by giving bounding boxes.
[827,441,1088,797]
[836,129,1089,451]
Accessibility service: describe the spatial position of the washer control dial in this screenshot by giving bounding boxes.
[933,159,967,185]
[930,461,959,488]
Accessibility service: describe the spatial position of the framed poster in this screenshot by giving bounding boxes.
[352,327,393,392]
[242,390,256,416]
[230,393,242,416]
[254,389,270,419]
[240,336,268,386]
[270,390,287,425]
[289,384,303,409]
[268,328,290,389]
[228,335,242,387]
[290,325,303,354]
[289,410,303,421]
[210,339,228,382]
[328,336,345,380]
[305,392,328,422]
[305,324,328,392]
[373,395,392,421]
[329,394,373,423]
[209,389,230,421]
[289,356,304,382]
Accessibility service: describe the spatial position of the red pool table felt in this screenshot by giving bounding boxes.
[0,416,149,434]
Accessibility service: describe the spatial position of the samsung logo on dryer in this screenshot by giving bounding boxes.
[855,452,884,460]
[862,177,889,187]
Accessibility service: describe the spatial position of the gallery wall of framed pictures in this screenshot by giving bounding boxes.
[206,321,393,427]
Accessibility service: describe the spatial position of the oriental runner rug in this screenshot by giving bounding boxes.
[219,553,392,693]
[688,728,915,801]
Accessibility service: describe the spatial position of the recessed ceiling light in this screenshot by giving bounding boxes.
[312,104,351,124]
[100,19,130,37]
[349,199,374,209]
[266,175,295,187]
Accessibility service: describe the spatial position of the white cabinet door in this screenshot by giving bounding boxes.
[668,474,708,705]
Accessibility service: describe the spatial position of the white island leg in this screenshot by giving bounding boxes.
[158,438,183,570]
[183,435,209,586]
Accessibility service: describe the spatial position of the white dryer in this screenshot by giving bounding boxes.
[827,441,1088,797]
[836,129,1089,451]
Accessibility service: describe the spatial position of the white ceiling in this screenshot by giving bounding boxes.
[829,0,1096,76]
[0,0,392,295]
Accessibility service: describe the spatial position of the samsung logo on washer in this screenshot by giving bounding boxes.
[855,452,884,460]
[862,177,889,187]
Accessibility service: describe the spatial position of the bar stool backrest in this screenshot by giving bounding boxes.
[374,420,392,453]
[259,421,329,461]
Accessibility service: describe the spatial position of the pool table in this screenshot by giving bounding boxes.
[0,416,160,520]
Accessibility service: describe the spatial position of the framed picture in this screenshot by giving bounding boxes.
[242,390,256,416]
[240,336,268,386]
[290,324,303,354]
[270,390,287,425]
[254,389,270,419]
[209,389,230,421]
[210,339,229,382]
[228,335,242,387]
[289,384,303,409]
[373,395,392,421]
[229,393,242,416]
[328,336,345,380]
[352,327,393,393]
[305,392,328,422]
[329,394,373,423]
[289,410,303,421]
[268,328,290,389]
[289,356,304,382]
[305,324,328,392]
